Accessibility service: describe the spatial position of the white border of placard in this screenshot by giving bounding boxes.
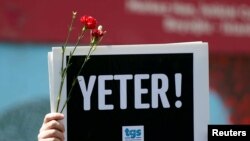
[48,41,209,141]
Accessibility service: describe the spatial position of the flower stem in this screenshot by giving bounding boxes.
[60,44,96,113]
[57,27,86,113]
[56,12,77,112]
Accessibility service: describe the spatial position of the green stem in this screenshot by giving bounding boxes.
[57,27,86,113]
[60,44,96,113]
[56,14,77,112]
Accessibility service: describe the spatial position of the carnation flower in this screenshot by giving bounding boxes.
[80,15,97,30]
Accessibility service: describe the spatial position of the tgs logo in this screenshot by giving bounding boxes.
[125,128,141,138]
[122,126,144,141]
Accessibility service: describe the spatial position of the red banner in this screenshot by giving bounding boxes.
[1,0,250,53]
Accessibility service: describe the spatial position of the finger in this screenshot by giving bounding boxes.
[38,129,64,141]
[44,113,64,123]
[38,137,62,141]
[39,138,61,141]
[41,120,65,132]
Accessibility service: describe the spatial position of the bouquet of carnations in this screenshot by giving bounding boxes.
[55,11,106,113]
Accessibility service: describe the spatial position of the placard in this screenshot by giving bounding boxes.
[48,42,209,141]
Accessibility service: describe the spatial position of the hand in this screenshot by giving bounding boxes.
[38,113,65,141]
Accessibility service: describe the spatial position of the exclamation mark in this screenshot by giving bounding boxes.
[175,73,182,108]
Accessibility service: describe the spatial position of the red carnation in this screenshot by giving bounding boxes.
[90,25,106,46]
[92,28,106,38]
[80,16,97,29]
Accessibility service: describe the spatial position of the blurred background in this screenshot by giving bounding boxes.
[0,0,250,140]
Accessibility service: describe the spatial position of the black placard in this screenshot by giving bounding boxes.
[67,53,194,141]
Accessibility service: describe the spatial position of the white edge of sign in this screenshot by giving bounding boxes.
[49,41,209,141]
